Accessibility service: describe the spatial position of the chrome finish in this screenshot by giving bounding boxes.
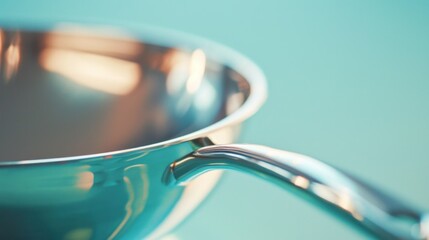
[0,24,261,239]
[0,23,427,240]
[0,23,266,164]
[169,144,429,240]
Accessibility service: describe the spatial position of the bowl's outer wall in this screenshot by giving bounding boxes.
[0,25,256,239]
[0,124,238,239]
[0,142,185,239]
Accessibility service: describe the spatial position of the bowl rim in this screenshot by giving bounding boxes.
[0,21,267,166]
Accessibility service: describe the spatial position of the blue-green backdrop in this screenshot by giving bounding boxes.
[1,1,428,239]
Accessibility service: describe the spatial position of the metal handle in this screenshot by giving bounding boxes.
[166,144,429,240]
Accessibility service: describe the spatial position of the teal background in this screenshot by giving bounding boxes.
[1,1,429,239]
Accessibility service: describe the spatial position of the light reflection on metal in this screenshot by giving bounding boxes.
[186,49,206,93]
[207,125,237,144]
[194,81,216,110]
[40,48,141,95]
[45,26,142,57]
[313,183,363,220]
[108,164,148,240]
[291,175,310,189]
[421,215,429,240]
[4,32,21,82]
[165,51,189,94]
[337,192,356,214]
[164,49,209,116]
[170,144,427,240]
[108,176,134,240]
[76,171,94,190]
[312,183,338,205]
[126,164,149,216]
[257,161,292,178]
[146,171,221,240]
[226,92,245,114]
[64,228,93,240]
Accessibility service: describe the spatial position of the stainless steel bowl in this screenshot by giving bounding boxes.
[0,23,427,240]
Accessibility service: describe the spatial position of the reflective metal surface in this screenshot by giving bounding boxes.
[169,145,429,240]
[0,25,263,162]
[0,140,225,239]
[0,23,427,240]
[0,24,264,239]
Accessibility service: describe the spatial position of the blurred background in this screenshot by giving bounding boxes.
[1,0,429,239]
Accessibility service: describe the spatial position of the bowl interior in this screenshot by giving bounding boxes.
[0,27,251,161]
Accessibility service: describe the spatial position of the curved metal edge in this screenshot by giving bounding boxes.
[0,21,267,166]
[168,144,428,240]
[421,214,429,240]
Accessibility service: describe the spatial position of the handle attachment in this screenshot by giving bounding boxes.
[166,144,428,240]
